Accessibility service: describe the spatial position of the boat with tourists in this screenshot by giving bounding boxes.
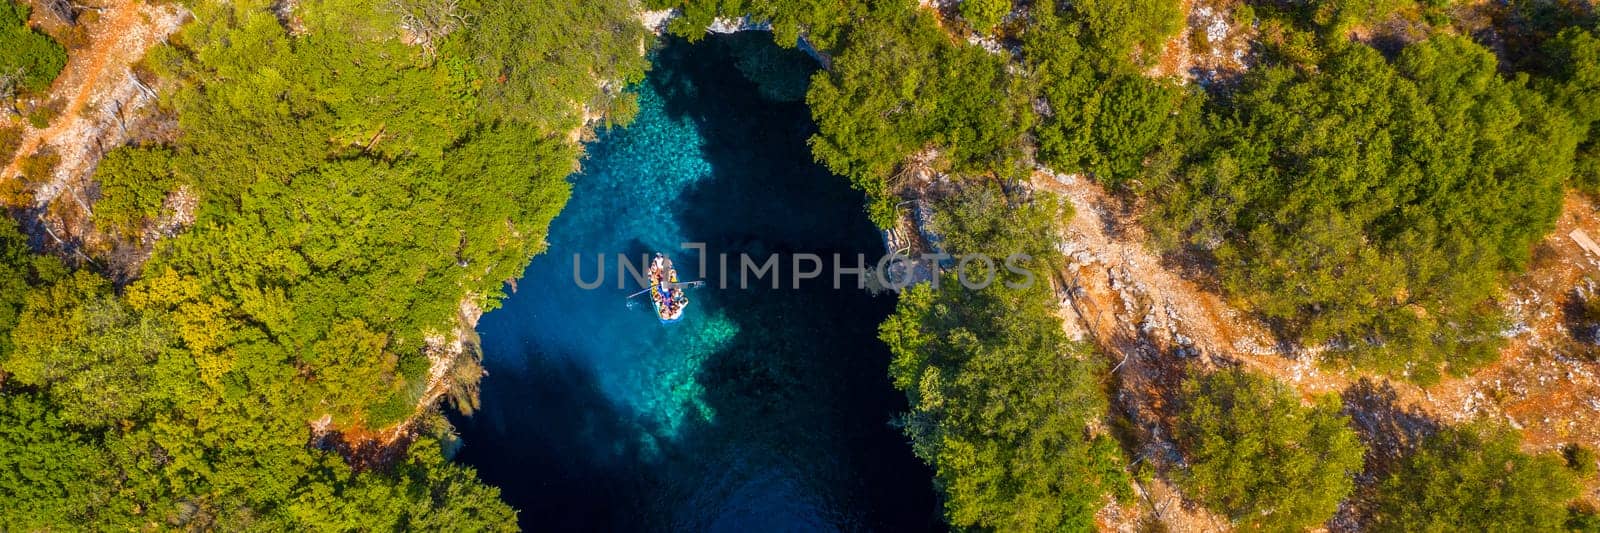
[646,253,694,323]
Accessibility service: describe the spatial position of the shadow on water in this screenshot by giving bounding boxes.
[453,355,670,530]
[453,34,942,532]
[655,34,942,531]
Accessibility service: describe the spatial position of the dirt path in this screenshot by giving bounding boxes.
[1038,170,1600,440]
[1032,170,1600,528]
[1037,170,1335,531]
[3,0,185,206]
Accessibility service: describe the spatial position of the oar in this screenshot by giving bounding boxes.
[625,280,703,301]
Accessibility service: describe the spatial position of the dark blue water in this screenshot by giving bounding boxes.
[451,35,941,531]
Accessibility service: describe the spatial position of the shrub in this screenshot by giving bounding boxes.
[1143,36,1579,382]
[91,146,176,239]
[960,0,1009,35]
[0,0,66,93]
[1175,368,1365,531]
[1565,443,1599,479]
[881,187,1127,530]
[1372,423,1579,531]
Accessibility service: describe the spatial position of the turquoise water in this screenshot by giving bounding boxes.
[453,35,940,530]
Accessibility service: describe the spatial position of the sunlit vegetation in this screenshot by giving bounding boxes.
[1143,35,1579,383]
[1175,368,1365,531]
[1539,26,1600,193]
[959,0,1009,35]
[463,0,651,128]
[649,0,860,50]
[1024,0,1192,187]
[142,0,596,428]
[0,0,646,526]
[90,146,175,239]
[0,218,60,360]
[808,5,1032,226]
[0,0,67,94]
[881,187,1129,530]
[1068,0,1184,65]
[1372,423,1580,531]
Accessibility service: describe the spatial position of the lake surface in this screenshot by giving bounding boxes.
[451,34,941,531]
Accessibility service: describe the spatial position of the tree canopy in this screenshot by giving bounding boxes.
[881,186,1128,530]
[1539,27,1600,193]
[0,0,66,93]
[0,0,647,525]
[1175,368,1365,531]
[1024,2,1193,187]
[1144,35,1579,382]
[807,5,1032,225]
[462,0,651,128]
[1372,423,1580,531]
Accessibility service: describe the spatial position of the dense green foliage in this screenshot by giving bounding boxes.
[0,0,66,93]
[1175,369,1365,531]
[808,5,1032,225]
[463,0,651,127]
[1540,27,1600,193]
[1067,0,1183,64]
[0,0,648,526]
[0,392,111,529]
[1024,2,1191,187]
[959,0,1009,35]
[0,218,56,360]
[144,0,597,429]
[881,187,1128,530]
[648,0,859,50]
[1372,423,1580,531]
[796,0,1188,223]
[1145,35,1579,382]
[91,146,176,239]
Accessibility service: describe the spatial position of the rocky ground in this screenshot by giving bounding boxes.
[3,0,188,275]
[1030,169,1600,531]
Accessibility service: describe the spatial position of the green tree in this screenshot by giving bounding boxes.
[1144,36,1579,382]
[0,392,113,530]
[5,270,177,428]
[881,187,1128,530]
[462,0,651,128]
[0,217,61,360]
[7,0,610,524]
[1067,0,1183,66]
[1024,1,1193,187]
[1372,423,1580,531]
[91,146,177,239]
[0,0,66,93]
[809,6,1032,225]
[960,0,1009,35]
[1541,27,1600,193]
[1175,368,1365,531]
